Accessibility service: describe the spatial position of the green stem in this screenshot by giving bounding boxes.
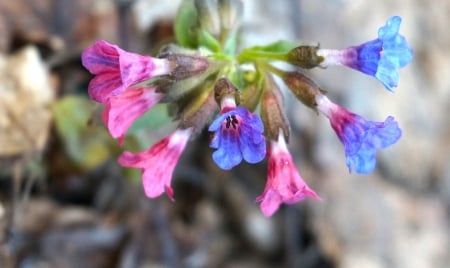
[255,60,287,78]
[237,49,289,63]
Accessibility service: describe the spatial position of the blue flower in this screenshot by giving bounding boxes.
[333,113,402,174]
[354,16,413,91]
[208,106,266,170]
[317,94,402,173]
[317,16,413,91]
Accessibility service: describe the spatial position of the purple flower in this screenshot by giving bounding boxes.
[317,95,402,173]
[256,133,320,217]
[118,128,192,200]
[81,40,171,103]
[208,106,266,170]
[317,16,413,91]
[102,86,163,141]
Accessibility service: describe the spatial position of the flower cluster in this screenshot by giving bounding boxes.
[81,0,413,217]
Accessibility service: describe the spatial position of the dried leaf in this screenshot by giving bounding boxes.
[0,46,54,156]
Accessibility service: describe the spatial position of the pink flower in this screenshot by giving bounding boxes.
[256,133,320,217]
[102,86,163,140]
[118,128,192,200]
[81,40,171,103]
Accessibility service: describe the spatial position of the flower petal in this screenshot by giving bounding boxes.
[212,129,243,170]
[209,106,266,169]
[102,86,163,139]
[118,128,192,200]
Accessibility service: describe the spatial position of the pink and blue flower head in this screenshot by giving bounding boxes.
[208,97,266,170]
[80,7,414,218]
[81,40,171,103]
[257,133,320,217]
[317,16,413,91]
[118,128,192,201]
[317,95,402,173]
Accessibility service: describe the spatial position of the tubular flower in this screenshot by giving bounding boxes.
[316,95,402,173]
[102,86,163,140]
[81,40,171,102]
[118,128,192,200]
[256,133,320,217]
[208,97,266,170]
[81,2,413,218]
[317,16,413,91]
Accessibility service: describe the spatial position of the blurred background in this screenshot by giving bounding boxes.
[0,0,449,267]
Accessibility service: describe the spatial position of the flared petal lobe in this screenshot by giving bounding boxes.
[256,134,319,217]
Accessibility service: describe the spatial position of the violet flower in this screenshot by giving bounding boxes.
[317,95,402,173]
[208,97,266,170]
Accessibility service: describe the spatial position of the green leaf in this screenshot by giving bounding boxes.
[127,103,172,134]
[51,96,117,170]
[223,35,237,56]
[197,29,221,52]
[174,0,199,48]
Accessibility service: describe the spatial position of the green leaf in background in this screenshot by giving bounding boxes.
[52,96,117,170]
[197,29,221,52]
[127,103,173,134]
[174,0,199,48]
[223,34,237,56]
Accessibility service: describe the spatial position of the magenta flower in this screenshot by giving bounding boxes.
[81,40,171,103]
[118,128,192,200]
[102,86,163,140]
[317,16,413,91]
[208,97,266,170]
[316,95,402,173]
[256,133,320,217]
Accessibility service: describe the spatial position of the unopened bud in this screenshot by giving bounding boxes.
[239,70,262,111]
[195,0,221,38]
[213,77,240,107]
[261,74,290,141]
[178,84,217,137]
[287,45,324,69]
[283,71,327,111]
[164,53,210,80]
[218,0,243,34]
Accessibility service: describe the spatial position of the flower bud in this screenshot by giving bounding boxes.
[163,53,210,80]
[282,71,326,111]
[287,45,324,69]
[261,74,290,141]
[195,0,221,38]
[239,70,263,111]
[156,66,220,102]
[178,84,217,137]
[157,44,224,101]
[213,77,240,106]
[218,0,243,35]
